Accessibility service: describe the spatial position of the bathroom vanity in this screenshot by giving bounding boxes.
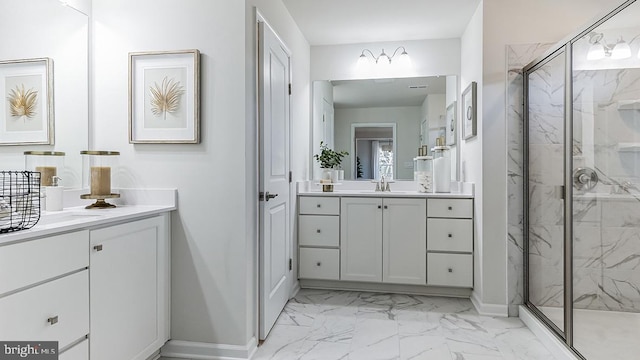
[0,193,175,360]
[297,183,474,297]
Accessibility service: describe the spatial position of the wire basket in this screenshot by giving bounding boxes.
[0,171,41,233]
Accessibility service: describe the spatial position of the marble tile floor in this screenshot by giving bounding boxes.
[252,289,557,360]
[539,306,640,360]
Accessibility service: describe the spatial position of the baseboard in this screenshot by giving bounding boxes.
[470,291,508,317]
[161,338,257,360]
[300,279,472,297]
[519,305,578,360]
[290,280,301,298]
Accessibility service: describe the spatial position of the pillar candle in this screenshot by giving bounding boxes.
[36,166,57,186]
[90,166,111,196]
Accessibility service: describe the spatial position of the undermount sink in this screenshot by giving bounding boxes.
[37,212,103,226]
[348,190,411,194]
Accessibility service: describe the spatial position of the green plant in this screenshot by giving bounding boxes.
[314,141,349,169]
[356,156,363,178]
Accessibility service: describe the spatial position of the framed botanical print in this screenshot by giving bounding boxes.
[129,49,200,143]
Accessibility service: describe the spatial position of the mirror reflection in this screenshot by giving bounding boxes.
[312,76,458,180]
[0,0,89,188]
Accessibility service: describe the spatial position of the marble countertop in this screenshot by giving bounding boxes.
[297,180,474,198]
[0,188,177,245]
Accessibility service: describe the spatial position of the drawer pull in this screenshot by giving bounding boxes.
[316,204,321,208]
[316,229,321,233]
[47,316,59,325]
[93,244,103,251]
[448,268,453,273]
[448,206,453,210]
[316,262,322,267]
[448,233,453,238]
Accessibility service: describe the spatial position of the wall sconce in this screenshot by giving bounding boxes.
[357,47,410,67]
[586,32,631,60]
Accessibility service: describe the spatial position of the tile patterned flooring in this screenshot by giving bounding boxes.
[252,289,557,360]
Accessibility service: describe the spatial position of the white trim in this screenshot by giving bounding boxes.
[161,338,257,360]
[470,291,508,317]
[290,280,301,298]
[519,305,578,360]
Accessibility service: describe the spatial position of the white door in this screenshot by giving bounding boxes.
[382,198,427,285]
[340,197,383,282]
[258,19,291,340]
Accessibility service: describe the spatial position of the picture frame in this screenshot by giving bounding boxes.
[445,101,457,146]
[129,49,200,143]
[462,81,477,140]
[0,58,54,145]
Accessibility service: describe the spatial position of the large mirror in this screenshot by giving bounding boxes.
[312,76,458,180]
[0,0,89,188]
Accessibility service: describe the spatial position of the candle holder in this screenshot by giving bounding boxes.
[24,151,65,186]
[80,151,120,209]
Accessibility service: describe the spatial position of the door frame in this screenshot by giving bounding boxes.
[254,8,294,343]
[350,123,397,180]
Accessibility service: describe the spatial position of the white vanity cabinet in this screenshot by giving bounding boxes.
[298,196,340,280]
[0,210,171,360]
[426,198,474,287]
[0,230,89,355]
[340,197,426,285]
[90,215,170,360]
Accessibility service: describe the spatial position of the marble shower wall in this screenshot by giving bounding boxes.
[508,44,640,316]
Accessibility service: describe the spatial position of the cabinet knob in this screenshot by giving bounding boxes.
[448,268,453,273]
[384,205,388,209]
[377,205,382,209]
[316,204,321,208]
[448,233,453,238]
[316,229,321,233]
[93,244,103,251]
[448,206,453,211]
[316,262,321,266]
[47,316,59,325]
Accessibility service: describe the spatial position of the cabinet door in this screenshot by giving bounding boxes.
[90,216,169,360]
[340,197,382,282]
[382,198,427,285]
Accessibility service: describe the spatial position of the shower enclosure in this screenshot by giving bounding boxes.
[524,0,640,358]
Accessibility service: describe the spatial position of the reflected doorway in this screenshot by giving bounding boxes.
[351,123,396,180]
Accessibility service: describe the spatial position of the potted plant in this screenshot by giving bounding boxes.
[314,141,348,183]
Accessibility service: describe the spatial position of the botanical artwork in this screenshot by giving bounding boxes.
[149,76,184,119]
[129,49,200,143]
[4,75,43,132]
[0,58,52,145]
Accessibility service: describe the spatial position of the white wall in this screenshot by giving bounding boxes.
[311,38,461,81]
[334,106,421,180]
[460,1,484,306]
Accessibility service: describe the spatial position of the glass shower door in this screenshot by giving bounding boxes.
[526,50,567,334]
[571,1,640,358]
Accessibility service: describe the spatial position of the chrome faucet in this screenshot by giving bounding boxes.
[375,176,391,192]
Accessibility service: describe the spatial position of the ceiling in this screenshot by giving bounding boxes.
[281,0,481,46]
[331,76,447,109]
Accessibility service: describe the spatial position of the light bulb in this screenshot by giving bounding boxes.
[587,42,605,60]
[637,47,640,59]
[377,49,390,67]
[357,53,369,68]
[397,50,411,68]
[611,39,631,59]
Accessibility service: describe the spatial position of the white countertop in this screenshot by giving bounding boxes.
[0,188,176,245]
[297,180,474,198]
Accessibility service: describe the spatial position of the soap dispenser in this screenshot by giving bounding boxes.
[45,176,64,211]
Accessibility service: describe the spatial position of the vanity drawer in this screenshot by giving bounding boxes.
[299,215,339,247]
[0,270,89,349]
[0,230,89,295]
[427,198,473,219]
[299,196,340,215]
[427,253,473,288]
[299,248,339,280]
[427,218,473,253]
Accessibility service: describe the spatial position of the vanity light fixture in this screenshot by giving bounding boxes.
[586,32,631,60]
[357,47,410,67]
